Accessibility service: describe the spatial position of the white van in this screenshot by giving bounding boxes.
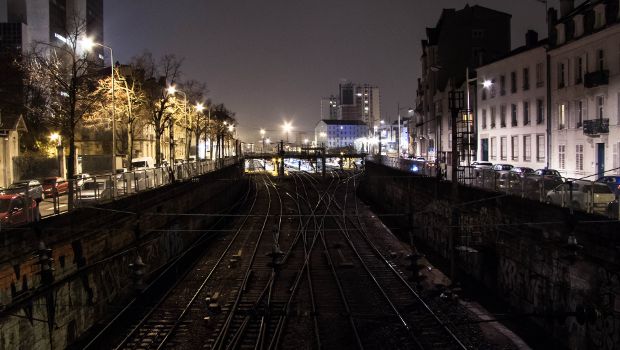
[131,157,155,170]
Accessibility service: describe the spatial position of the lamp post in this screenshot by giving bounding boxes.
[167,85,188,162]
[260,128,266,153]
[397,104,414,158]
[195,102,205,159]
[50,132,62,177]
[81,37,115,173]
[282,121,292,145]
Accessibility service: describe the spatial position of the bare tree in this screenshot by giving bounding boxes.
[209,104,236,162]
[84,65,147,167]
[130,51,183,166]
[22,15,102,208]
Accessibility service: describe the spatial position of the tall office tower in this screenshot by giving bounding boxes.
[0,0,104,127]
[320,95,338,120]
[338,82,381,130]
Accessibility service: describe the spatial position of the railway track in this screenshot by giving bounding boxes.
[84,171,484,349]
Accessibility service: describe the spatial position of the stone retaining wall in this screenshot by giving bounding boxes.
[0,163,245,350]
[360,161,620,350]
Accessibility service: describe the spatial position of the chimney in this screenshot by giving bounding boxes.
[525,30,539,47]
[560,0,574,17]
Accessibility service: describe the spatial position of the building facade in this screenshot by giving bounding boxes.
[413,5,512,162]
[320,95,338,120]
[337,82,381,130]
[315,119,368,151]
[0,115,26,187]
[548,0,620,179]
[477,31,549,169]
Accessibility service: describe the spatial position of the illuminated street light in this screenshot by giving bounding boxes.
[195,102,204,112]
[482,80,493,89]
[80,36,116,172]
[49,132,60,144]
[282,121,292,143]
[260,129,266,152]
[167,85,189,161]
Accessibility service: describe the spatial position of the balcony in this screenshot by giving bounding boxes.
[584,70,609,88]
[583,118,609,136]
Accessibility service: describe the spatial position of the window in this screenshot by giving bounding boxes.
[576,100,583,128]
[536,135,545,162]
[597,96,604,119]
[559,145,565,169]
[500,137,507,161]
[558,63,565,88]
[576,144,584,171]
[482,88,487,100]
[510,71,517,93]
[536,99,544,124]
[500,75,506,95]
[511,104,518,127]
[500,105,506,128]
[598,49,605,71]
[594,5,606,28]
[523,67,530,90]
[524,135,531,161]
[575,57,583,84]
[523,101,530,125]
[559,103,567,129]
[536,62,544,87]
[511,136,519,160]
[490,137,497,160]
[490,106,496,128]
[472,29,485,39]
[482,109,487,129]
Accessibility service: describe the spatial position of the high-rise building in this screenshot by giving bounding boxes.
[0,0,104,114]
[320,95,338,120]
[338,82,381,130]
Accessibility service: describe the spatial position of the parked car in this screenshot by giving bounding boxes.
[523,169,564,200]
[0,194,39,226]
[74,173,91,187]
[511,167,535,178]
[1,180,44,203]
[472,161,493,169]
[546,180,615,214]
[42,177,69,197]
[493,164,514,171]
[533,168,563,179]
[597,176,620,197]
[76,179,115,205]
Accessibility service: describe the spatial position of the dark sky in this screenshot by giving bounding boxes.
[104,0,558,142]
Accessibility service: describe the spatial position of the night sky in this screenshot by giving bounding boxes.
[104,0,558,143]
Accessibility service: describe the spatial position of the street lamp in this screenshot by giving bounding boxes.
[260,128,266,152]
[167,85,189,161]
[80,37,116,173]
[397,104,414,158]
[282,121,292,143]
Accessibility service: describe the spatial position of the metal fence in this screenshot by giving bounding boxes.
[37,157,238,218]
[369,156,619,219]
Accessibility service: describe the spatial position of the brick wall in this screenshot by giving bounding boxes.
[360,161,620,350]
[0,163,245,349]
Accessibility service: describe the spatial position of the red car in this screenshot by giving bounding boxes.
[0,194,39,226]
[42,177,69,197]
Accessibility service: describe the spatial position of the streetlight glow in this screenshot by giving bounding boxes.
[482,80,493,89]
[167,85,177,95]
[260,128,266,136]
[195,102,204,112]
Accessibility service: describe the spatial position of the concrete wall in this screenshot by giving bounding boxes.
[360,161,620,350]
[0,163,245,349]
